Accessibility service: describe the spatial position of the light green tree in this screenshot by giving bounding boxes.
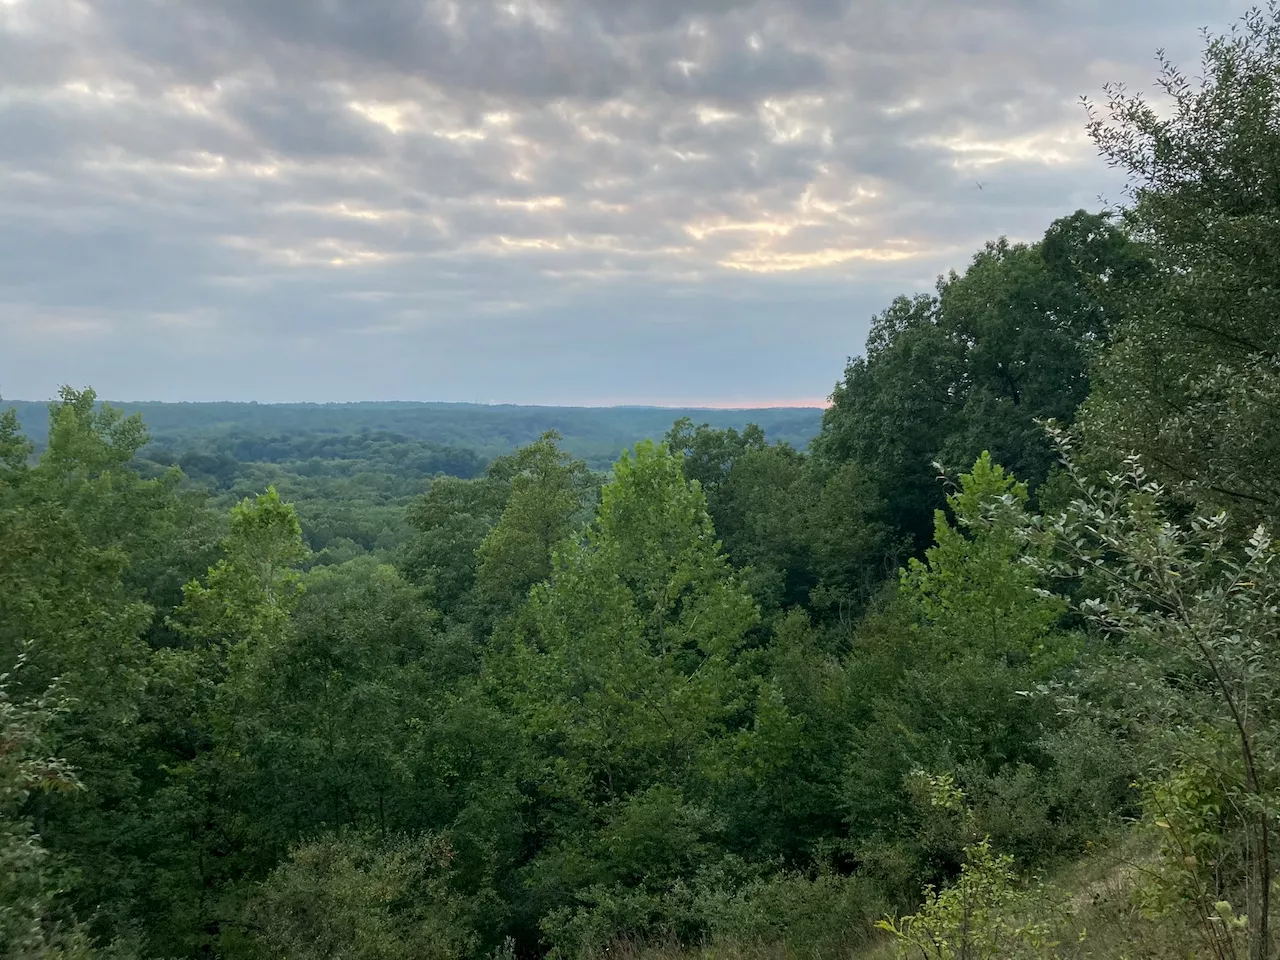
[499,441,768,952]
[244,832,476,960]
[147,486,310,956]
[509,440,758,806]
[475,431,596,619]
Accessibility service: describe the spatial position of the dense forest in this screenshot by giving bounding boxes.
[5,10,1280,959]
[2,401,824,471]
[0,403,821,568]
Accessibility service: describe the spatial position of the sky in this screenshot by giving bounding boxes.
[0,0,1251,406]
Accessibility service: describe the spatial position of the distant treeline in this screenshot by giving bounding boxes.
[1,400,825,470]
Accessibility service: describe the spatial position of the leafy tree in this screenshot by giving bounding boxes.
[815,211,1145,548]
[475,432,596,620]
[175,486,309,650]
[902,453,1068,671]
[508,440,758,805]
[244,832,477,960]
[402,473,509,620]
[0,389,194,945]
[664,418,769,495]
[0,655,100,958]
[1021,427,1280,960]
[1083,5,1280,524]
[843,455,1074,896]
[665,420,898,625]
[498,441,766,949]
[877,775,1074,960]
[806,461,903,632]
[142,487,310,956]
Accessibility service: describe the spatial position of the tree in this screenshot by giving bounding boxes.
[402,474,508,620]
[665,420,898,624]
[815,212,1145,548]
[474,432,596,620]
[244,832,476,960]
[877,775,1073,960]
[143,487,310,956]
[229,558,478,850]
[1083,4,1280,523]
[174,486,308,650]
[902,453,1068,670]
[843,455,1076,896]
[0,655,99,958]
[1021,427,1280,960]
[498,441,766,949]
[664,418,769,496]
[508,440,758,806]
[0,389,187,946]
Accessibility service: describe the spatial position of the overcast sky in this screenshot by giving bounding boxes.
[0,0,1250,406]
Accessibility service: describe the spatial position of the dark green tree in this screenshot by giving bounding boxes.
[815,211,1146,548]
[1083,4,1280,524]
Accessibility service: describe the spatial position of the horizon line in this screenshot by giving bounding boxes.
[5,396,833,411]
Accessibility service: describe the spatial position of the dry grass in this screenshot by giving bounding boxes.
[594,937,897,960]
[582,833,1223,960]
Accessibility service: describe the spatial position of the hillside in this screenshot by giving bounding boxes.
[2,399,825,469]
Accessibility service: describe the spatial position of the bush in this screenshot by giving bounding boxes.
[241,832,477,960]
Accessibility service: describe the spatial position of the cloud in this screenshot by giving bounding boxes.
[0,0,1253,405]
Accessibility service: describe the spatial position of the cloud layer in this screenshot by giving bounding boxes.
[0,0,1249,404]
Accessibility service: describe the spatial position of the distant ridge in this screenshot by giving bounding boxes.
[4,398,825,469]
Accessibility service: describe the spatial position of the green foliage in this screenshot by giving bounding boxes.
[1136,742,1252,960]
[815,211,1145,547]
[475,432,597,619]
[508,440,758,804]
[0,656,96,958]
[175,486,309,649]
[878,837,1072,960]
[902,452,1069,671]
[404,473,510,618]
[495,442,811,952]
[877,775,1076,960]
[1083,4,1280,524]
[1021,426,1280,960]
[244,832,477,960]
[665,420,901,624]
[700,871,883,960]
[0,388,221,949]
[841,453,1086,904]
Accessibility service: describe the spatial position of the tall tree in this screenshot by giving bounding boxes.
[1083,5,1280,523]
[497,441,770,951]
[815,211,1145,548]
[0,658,99,958]
[665,420,898,626]
[144,487,309,957]
[474,432,596,620]
[843,455,1075,897]
[0,389,194,945]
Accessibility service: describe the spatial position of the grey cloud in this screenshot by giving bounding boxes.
[223,85,391,159]
[656,39,830,102]
[0,0,1256,404]
[99,0,632,99]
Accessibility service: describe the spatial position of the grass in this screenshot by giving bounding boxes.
[576,831,1233,960]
